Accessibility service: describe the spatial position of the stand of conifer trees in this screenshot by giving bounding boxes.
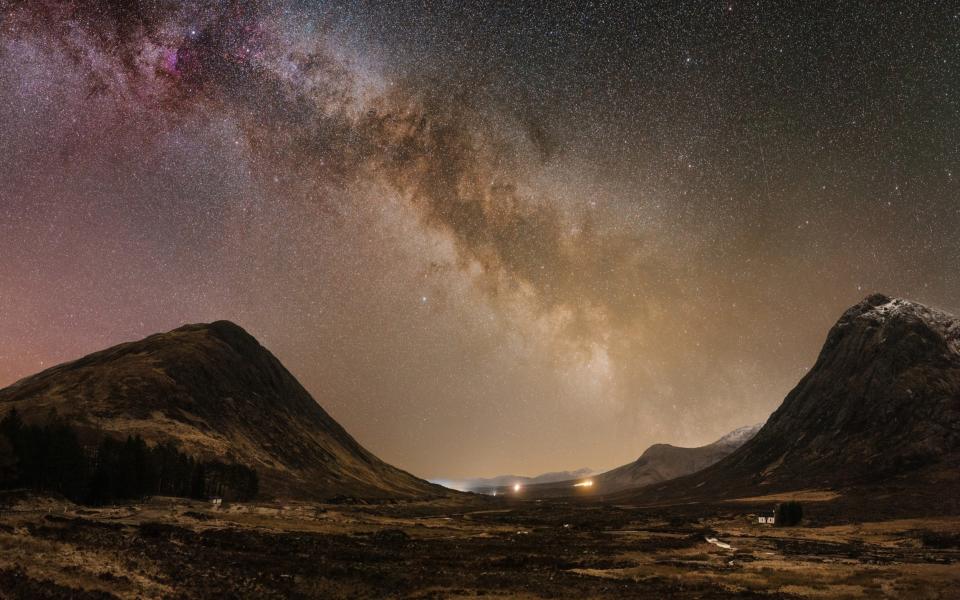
[0,409,257,505]
[775,501,803,526]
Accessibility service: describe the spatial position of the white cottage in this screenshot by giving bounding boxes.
[757,509,775,525]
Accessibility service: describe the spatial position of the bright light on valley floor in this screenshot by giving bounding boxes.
[573,479,594,488]
[513,483,521,492]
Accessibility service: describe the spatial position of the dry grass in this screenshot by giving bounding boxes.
[728,489,842,503]
[1,497,957,598]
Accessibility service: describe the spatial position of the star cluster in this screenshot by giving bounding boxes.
[1,1,958,478]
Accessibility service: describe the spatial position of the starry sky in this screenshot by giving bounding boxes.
[1,1,958,479]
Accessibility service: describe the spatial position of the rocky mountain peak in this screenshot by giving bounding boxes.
[621,294,960,505]
[827,294,960,358]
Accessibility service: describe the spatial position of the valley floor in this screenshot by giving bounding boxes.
[0,493,957,599]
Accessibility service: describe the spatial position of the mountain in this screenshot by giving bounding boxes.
[588,423,763,494]
[434,468,595,493]
[492,424,762,498]
[619,294,960,508]
[0,321,445,500]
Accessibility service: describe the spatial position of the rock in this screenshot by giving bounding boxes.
[619,294,960,506]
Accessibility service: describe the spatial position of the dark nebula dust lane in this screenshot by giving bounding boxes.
[1,1,958,479]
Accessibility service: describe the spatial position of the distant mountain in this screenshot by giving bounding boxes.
[589,423,764,494]
[0,321,445,500]
[509,423,762,498]
[435,468,595,493]
[619,294,960,509]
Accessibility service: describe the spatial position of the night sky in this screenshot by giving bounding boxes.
[1,1,958,479]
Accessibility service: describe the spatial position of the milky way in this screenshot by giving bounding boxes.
[1,1,958,478]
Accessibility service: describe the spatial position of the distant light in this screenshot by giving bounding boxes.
[513,483,521,493]
[573,479,594,488]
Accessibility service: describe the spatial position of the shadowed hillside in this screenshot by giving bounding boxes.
[617,294,960,513]
[0,321,446,500]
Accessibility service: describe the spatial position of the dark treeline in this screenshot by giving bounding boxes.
[0,408,257,505]
[776,501,803,527]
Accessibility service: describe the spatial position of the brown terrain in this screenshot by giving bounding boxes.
[0,294,958,598]
[0,492,958,599]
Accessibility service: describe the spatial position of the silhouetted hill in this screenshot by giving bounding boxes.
[0,321,445,500]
